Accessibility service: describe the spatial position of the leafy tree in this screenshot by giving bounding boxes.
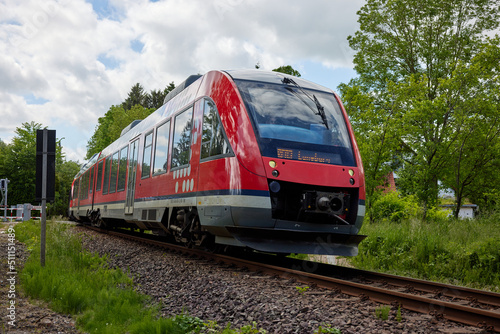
[340,0,500,217]
[272,65,301,77]
[86,104,154,159]
[0,139,7,177]
[439,41,500,216]
[86,82,176,159]
[0,122,77,216]
[0,122,42,205]
[47,159,80,217]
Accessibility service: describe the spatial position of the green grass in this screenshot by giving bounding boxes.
[374,305,390,321]
[15,220,268,333]
[349,210,500,291]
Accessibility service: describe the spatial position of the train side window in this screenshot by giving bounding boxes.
[171,107,193,169]
[81,171,88,200]
[142,131,153,178]
[153,120,170,175]
[79,174,84,200]
[89,166,94,194]
[96,160,103,192]
[103,156,111,195]
[80,176,84,199]
[109,151,119,194]
[77,177,81,200]
[117,146,128,191]
[201,99,232,160]
[78,176,82,200]
[84,171,89,199]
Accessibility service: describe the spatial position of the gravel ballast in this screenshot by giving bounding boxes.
[78,227,485,334]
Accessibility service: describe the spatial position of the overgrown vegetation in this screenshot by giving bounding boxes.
[15,220,267,333]
[350,194,500,291]
[339,0,500,218]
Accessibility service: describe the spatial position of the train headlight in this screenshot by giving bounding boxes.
[272,170,280,177]
[269,160,277,168]
[348,169,354,176]
[350,178,355,185]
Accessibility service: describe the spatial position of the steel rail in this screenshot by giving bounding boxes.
[83,226,500,332]
[338,266,500,308]
[259,256,500,309]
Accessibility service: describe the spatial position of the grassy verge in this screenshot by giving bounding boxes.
[348,210,500,292]
[14,220,268,334]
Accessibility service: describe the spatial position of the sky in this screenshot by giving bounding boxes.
[0,0,365,162]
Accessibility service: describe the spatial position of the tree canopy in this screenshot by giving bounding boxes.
[86,82,175,159]
[339,0,500,217]
[272,65,301,77]
[0,122,80,216]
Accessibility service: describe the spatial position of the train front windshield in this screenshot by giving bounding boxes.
[236,80,356,166]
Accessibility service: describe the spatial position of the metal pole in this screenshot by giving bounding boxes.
[3,179,7,222]
[4,180,6,221]
[41,129,47,267]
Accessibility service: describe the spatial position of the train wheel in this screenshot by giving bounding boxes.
[189,214,207,247]
[171,207,208,248]
[90,209,106,228]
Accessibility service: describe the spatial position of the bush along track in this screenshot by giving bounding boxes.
[349,209,500,292]
[12,220,269,334]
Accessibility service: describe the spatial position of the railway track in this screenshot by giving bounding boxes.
[83,225,500,332]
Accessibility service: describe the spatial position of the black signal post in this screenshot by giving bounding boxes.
[36,129,56,267]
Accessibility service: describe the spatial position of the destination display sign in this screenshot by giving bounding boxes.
[277,148,342,164]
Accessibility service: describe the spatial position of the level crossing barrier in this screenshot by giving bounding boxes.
[0,204,42,222]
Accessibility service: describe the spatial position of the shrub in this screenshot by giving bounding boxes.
[369,191,419,223]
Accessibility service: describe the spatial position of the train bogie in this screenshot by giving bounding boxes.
[69,70,366,255]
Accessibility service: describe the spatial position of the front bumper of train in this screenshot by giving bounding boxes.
[225,226,366,256]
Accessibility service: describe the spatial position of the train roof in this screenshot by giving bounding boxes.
[163,74,202,105]
[223,69,333,93]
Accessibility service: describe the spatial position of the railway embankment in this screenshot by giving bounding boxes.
[2,219,492,333]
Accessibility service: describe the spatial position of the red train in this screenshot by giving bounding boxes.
[69,70,366,255]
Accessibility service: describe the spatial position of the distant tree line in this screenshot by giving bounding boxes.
[0,122,80,217]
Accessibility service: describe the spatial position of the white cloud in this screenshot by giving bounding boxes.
[0,0,364,161]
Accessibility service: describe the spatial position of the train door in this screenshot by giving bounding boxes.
[125,138,139,214]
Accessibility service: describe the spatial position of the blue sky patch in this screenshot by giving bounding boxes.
[130,39,144,53]
[300,60,356,91]
[97,54,121,69]
[3,20,22,26]
[86,0,123,21]
[24,93,49,105]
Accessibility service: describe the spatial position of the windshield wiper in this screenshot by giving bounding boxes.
[282,77,329,129]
